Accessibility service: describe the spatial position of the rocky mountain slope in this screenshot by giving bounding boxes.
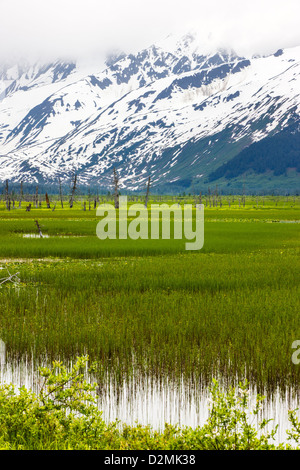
[0,33,299,192]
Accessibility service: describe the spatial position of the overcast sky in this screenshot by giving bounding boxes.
[0,0,300,63]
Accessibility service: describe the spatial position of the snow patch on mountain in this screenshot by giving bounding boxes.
[0,34,299,189]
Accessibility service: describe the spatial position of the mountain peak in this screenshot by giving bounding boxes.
[0,37,299,192]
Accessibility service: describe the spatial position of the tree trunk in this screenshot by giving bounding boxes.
[113,167,119,209]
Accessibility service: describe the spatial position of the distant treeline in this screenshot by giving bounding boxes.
[1,181,298,198]
[0,183,110,196]
[208,123,300,181]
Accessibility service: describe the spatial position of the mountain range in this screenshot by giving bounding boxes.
[0,33,299,193]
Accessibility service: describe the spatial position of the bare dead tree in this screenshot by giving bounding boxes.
[45,192,51,209]
[88,189,91,211]
[35,185,39,209]
[145,176,151,208]
[58,178,64,208]
[35,220,43,238]
[113,167,119,209]
[19,181,23,208]
[192,182,196,207]
[215,186,218,207]
[69,172,78,208]
[5,180,9,210]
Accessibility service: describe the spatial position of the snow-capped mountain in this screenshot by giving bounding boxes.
[0,33,299,191]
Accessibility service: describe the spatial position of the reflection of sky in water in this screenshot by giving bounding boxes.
[0,356,299,446]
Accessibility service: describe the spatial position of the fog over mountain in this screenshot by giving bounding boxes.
[1,0,300,62]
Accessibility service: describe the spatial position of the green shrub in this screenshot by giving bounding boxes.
[0,356,298,449]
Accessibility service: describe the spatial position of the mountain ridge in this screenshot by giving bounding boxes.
[0,34,299,192]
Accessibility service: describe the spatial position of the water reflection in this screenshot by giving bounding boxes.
[0,356,299,446]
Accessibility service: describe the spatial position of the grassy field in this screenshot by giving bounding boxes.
[0,195,299,399]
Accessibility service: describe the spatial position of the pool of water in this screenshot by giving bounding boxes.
[21,234,88,238]
[0,354,298,446]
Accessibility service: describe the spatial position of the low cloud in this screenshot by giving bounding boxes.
[0,0,300,63]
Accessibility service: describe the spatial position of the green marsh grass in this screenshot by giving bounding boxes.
[0,196,299,397]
